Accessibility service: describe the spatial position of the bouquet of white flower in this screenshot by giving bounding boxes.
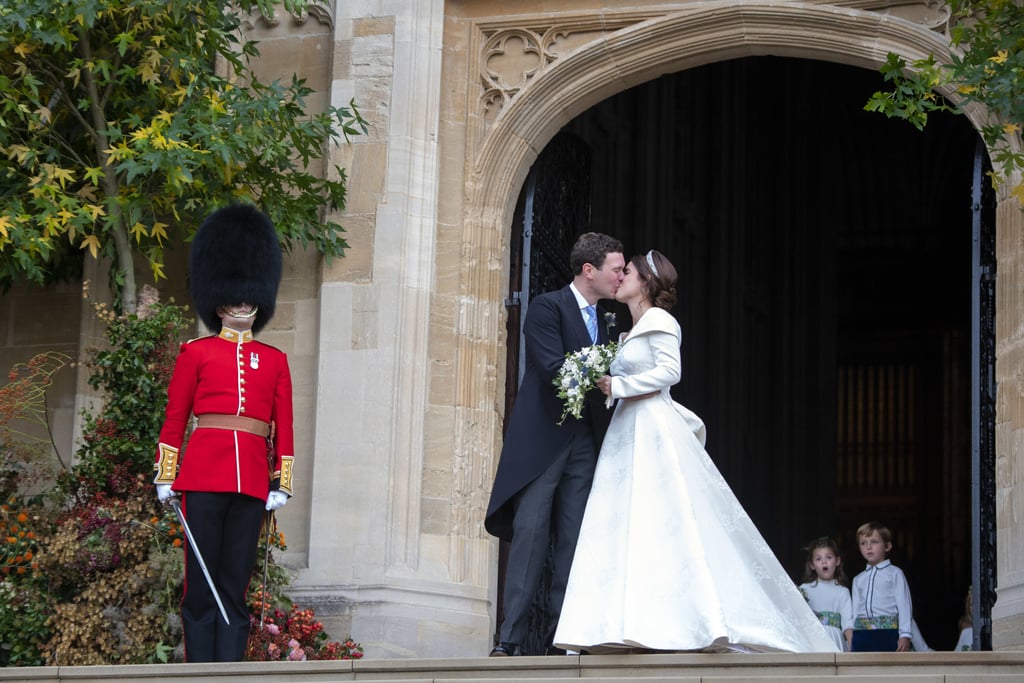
[553,342,619,425]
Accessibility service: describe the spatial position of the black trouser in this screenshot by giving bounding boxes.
[180,491,265,662]
[499,432,597,646]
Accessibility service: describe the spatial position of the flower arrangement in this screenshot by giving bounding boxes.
[245,604,364,661]
[604,311,617,338]
[553,342,619,424]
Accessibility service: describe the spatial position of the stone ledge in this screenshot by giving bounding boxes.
[2,652,1022,682]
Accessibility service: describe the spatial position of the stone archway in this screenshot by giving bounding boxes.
[458,2,1024,649]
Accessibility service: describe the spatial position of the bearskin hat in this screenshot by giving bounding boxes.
[189,204,282,334]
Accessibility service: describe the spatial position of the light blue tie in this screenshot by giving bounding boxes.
[584,305,598,344]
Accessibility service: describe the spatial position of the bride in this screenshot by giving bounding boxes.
[552,250,837,654]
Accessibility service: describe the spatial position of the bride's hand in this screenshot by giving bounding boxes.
[597,375,612,396]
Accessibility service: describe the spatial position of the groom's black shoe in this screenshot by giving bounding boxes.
[489,642,522,656]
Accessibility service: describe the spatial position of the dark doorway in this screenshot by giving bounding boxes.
[502,56,992,651]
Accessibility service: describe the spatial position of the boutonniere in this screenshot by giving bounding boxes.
[604,311,617,337]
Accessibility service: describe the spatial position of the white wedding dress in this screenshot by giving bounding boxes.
[553,308,837,653]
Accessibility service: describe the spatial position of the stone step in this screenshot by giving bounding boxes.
[2,652,1022,682]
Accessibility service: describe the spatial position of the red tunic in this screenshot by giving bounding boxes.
[156,328,294,500]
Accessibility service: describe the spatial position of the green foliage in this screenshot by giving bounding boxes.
[67,286,190,497]
[0,0,366,310]
[864,0,1024,203]
[0,579,51,666]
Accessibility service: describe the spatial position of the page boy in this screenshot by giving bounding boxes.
[851,521,913,652]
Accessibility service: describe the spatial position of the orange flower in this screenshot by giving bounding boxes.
[173,538,182,547]
[16,512,27,523]
[23,551,33,561]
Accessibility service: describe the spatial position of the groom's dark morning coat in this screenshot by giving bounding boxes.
[485,285,615,541]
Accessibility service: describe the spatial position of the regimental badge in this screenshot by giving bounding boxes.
[250,352,260,370]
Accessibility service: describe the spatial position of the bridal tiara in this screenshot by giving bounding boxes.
[646,251,659,277]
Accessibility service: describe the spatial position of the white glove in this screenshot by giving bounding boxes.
[265,490,288,511]
[156,484,176,503]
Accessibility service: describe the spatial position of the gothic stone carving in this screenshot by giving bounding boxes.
[475,2,950,135]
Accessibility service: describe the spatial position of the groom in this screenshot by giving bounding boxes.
[485,232,624,656]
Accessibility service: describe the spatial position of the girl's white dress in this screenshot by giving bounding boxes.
[553,308,837,653]
[799,579,854,652]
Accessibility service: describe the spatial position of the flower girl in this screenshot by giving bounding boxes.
[799,537,854,651]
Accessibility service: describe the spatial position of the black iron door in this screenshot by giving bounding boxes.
[497,132,592,654]
[971,139,997,650]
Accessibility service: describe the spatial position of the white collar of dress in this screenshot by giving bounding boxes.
[623,307,676,340]
[866,559,892,571]
[219,327,253,343]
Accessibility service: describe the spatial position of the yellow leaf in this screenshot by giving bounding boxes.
[0,215,10,240]
[86,203,105,220]
[151,260,166,281]
[13,43,34,58]
[50,166,75,188]
[1004,123,1021,136]
[7,144,30,163]
[80,234,101,259]
[989,49,1009,65]
[151,222,169,244]
[957,84,977,94]
[130,127,153,143]
[66,66,82,89]
[1012,181,1024,208]
[130,222,147,243]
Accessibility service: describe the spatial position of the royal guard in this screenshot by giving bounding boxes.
[153,204,294,662]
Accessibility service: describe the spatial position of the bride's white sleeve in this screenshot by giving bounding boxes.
[610,329,681,398]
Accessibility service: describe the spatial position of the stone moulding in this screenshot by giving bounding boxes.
[470,2,965,177]
[241,0,335,31]
[471,1,955,154]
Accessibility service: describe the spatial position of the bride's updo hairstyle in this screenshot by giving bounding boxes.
[633,249,677,311]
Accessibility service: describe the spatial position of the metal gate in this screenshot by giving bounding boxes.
[971,139,997,650]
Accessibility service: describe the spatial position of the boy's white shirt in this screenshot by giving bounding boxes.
[851,559,914,638]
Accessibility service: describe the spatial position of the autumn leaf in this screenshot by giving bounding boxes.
[80,234,101,259]
[988,49,1009,64]
[151,222,168,244]
[129,223,147,243]
[1012,182,1024,207]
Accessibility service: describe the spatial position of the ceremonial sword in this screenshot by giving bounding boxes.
[260,510,272,629]
[169,497,231,625]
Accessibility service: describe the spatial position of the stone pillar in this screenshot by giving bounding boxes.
[993,174,1024,649]
[290,0,493,658]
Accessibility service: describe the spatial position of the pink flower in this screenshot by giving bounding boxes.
[265,623,280,635]
[267,643,280,658]
[287,640,306,661]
